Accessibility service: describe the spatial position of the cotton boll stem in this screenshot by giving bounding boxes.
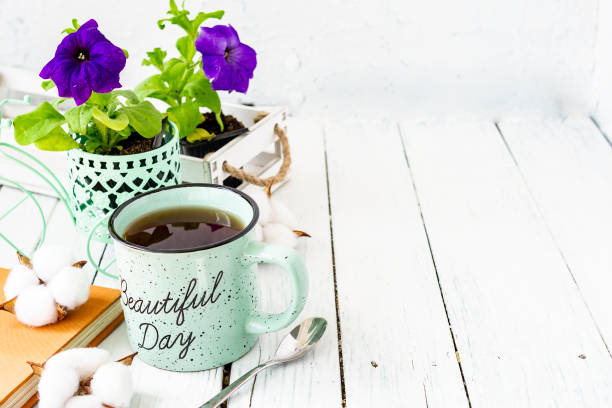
[293,229,311,237]
[16,252,33,268]
[116,351,138,366]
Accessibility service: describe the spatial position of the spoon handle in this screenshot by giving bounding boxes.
[200,361,275,408]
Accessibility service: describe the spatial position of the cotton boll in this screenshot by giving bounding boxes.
[14,285,58,327]
[48,266,90,310]
[32,244,72,282]
[90,362,133,408]
[249,190,272,224]
[269,198,297,227]
[3,265,39,300]
[37,366,79,408]
[64,395,104,408]
[262,223,298,248]
[45,348,110,380]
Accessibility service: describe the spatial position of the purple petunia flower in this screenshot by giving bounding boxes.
[40,19,126,105]
[195,25,257,93]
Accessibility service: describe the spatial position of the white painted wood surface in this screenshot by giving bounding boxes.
[2,117,612,407]
[325,121,468,407]
[400,119,612,407]
[498,118,612,347]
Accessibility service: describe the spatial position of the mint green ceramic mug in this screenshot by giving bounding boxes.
[105,184,308,371]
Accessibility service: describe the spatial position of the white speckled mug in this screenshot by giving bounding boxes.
[97,184,309,371]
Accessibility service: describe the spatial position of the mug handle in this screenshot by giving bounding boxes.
[86,214,118,280]
[242,241,308,335]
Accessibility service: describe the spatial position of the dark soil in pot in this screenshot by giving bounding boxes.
[201,112,244,134]
[110,133,154,155]
[180,112,247,158]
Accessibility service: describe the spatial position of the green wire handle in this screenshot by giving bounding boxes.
[0,96,75,221]
[0,97,48,256]
[0,96,31,127]
[0,175,47,257]
[87,213,118,280]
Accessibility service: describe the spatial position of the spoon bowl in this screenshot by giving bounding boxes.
[274,317,328,362]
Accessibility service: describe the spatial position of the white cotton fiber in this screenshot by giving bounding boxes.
[45,348,111,380]
[48,266,90,310]
[32,244,72,282]
[269,198,297,227]
[37,366,79,408]
[249,190,272,224]
[64,395,104,408]
[90,362,133,408]
[3,265,39,300]
[14,285,58,327]
[262,223,298,248]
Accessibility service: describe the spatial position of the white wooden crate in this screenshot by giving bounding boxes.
[180,103,289,190]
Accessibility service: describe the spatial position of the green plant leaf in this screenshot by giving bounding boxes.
[85,137,102,153]
[65,105,93,134]
[167,101,202,139]
[122,48,129,59]
[119,101,164,138]
[61,18,81,35]
[117,126,133,137]
[183,71,221,114]
[111,90,141,104]
[93,118,108,140]
[158,11,191,33]
[142,48,167,71]
[41,80,56,91]
[51,98,69,108]
[92,107,129,131]
[13,102,66,145]
[191,10,224,32]
[215,111,224,132]
[186,127,214,143]
[161,58,188,85]
[33,126,79,151]
[176,36,196,61]
[88,92,113,107]
[135,75,168,100]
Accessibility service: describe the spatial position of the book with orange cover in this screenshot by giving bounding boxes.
[0,268,124,408]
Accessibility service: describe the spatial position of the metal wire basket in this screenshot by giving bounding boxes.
[0,96,69,257]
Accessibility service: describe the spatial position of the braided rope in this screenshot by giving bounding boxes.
[221,124,291,187]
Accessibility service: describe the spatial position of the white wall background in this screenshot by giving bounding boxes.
[0,0,610,122]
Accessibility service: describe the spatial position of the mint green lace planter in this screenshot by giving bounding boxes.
[68,123,181,242]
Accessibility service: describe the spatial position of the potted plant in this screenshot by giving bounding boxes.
[136,1,255,157]
[137,1,289,188]
[11,19,182,239]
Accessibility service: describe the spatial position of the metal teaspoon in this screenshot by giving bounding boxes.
[200,317,328,408]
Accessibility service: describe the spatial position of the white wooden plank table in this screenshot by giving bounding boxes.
[1,116,612,407]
